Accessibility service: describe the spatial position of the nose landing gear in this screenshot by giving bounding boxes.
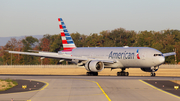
[150,66,159,77]
[151,72,156,76]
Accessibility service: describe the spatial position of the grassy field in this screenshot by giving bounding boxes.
[0,67,180,77]
[0,79,18,91]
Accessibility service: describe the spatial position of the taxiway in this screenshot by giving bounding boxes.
[0,75,180,101]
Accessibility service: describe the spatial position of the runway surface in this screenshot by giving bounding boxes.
[0,75,180,101]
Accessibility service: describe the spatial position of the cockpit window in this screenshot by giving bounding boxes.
[154,54,163,56]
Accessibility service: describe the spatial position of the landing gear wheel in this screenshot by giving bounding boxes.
[117,68,129,76]
[151,73,156,77]
[86,72,98,76]
[117,72,121,76]
[125,72,129,76]
[117,72,129,76]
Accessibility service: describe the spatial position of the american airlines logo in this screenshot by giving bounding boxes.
[136,49,140,59]
[108,51,135,59]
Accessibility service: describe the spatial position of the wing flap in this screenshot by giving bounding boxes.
[101,60,116,64]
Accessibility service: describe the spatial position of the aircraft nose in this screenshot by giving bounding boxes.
[159,56,165,64]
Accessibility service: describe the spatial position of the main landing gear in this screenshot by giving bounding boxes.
[151,72,156,77]
[86,72,98,76]
[117,68,129,76]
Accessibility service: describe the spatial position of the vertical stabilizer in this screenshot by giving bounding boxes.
[58,18,76,51]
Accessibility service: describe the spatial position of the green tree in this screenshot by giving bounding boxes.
[21,36,39,65]
[134,31,153,47]
[49,34,62,64]
[2,38,21,65]
[71,32,87,47]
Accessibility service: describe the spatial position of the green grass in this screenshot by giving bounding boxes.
[5,78,13,82]
[2,78,18,85]
[12,80,18,85]
[0,79,18,91]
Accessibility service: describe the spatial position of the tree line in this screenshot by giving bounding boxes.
[0,28,179,65]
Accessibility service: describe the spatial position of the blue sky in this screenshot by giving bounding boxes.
[0,0,180,37]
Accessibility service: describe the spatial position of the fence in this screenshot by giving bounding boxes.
[0,64,180,68]
[159,64,180,68]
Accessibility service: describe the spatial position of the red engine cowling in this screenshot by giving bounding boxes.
[85,60,104,72]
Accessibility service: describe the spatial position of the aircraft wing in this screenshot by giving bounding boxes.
[8,51,87,60]
[8,51,115,63]
[163,52,176,57]
[28,50,58,54]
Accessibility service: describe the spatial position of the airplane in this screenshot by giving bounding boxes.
[8,18,176,76]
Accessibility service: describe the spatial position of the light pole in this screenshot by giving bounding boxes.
[40,57,45,65]
[11,53,12,65]
[175,48,177,64]
[173,48,177,64]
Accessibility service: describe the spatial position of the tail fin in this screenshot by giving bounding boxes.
[58,18,76,51]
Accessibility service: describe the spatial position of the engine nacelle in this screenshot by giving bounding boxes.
[85,60,104,72]
[141,66,159,72]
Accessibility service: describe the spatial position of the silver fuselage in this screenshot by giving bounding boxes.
[71,47,165,68]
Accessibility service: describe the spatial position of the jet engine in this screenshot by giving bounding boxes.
[141,66,159,72]
[85,60,104,72]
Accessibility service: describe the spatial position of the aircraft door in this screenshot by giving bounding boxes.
[140,52,146,60]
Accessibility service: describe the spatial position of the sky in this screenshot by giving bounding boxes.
[0,0,180,37]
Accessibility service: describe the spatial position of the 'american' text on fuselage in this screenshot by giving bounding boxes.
[108,51,135,59]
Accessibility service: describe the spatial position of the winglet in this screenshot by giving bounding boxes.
[163,52,176,57]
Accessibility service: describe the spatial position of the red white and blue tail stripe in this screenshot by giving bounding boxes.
[58,18,76,52]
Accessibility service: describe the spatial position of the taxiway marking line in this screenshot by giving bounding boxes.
[24,79,49,92]
[31,78,110,101]
[82,79,111,101]
[94,81,111,101]
[26,79,49,101]
[39,80,49,90]
[139,80,180,99]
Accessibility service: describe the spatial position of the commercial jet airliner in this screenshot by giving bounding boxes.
[8,18,176,76]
